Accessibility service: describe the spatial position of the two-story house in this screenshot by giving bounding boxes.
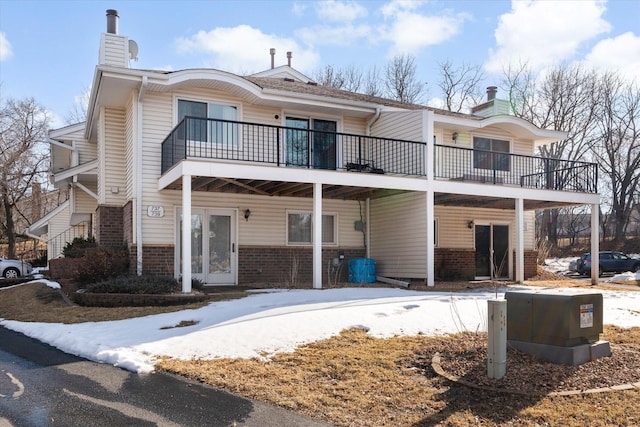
[30,10,601,291]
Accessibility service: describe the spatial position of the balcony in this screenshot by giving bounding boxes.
[161,117,598,195]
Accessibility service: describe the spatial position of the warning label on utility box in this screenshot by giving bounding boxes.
[580,304,594,328]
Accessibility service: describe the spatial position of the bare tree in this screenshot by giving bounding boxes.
[313,64,383,96]
[384,54,424,103]
[0,97,50,258]
[503,64,601,247]
[437,59,485,112]
[313,65,346,89]
[65,86,90,124]
[591,73,640,247]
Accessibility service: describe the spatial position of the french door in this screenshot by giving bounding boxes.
[178,208,236,284]
[285,117,337,169]
[474,224,509,279]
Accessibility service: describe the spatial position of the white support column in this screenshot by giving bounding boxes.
[313,182,323,289]
[515,198,524,283]
[591,204,600,284]
[425,110,435,287]
[365,198,371,259]
[426,190,435,287]
[181,175,192,293]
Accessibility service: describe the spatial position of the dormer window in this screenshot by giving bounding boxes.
[473,137,510,172]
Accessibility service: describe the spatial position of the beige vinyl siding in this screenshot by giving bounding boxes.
[125,94,136,199]
[370,192,536,278]
[74,184,98,214]
[370,192,427,278]
[102,108,128,205]
[75,139,97,165]
[141,191,364,248]
[46,203,70,260]
[370,111,426,175]
[435,206,535,251]
[99,33,128,67]
[342,116,366,135]
[139,91,173,241]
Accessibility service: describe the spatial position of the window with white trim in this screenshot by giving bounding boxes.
[287,212,336,245]
[473,137,510,171]
[178,99,238,146]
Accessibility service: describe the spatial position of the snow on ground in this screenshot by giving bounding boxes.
[543,255,640,282]
[1,281,639,374]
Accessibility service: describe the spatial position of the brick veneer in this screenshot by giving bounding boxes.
[95,205,124,248]
[129,245,174,276]
[123,201,133,246]
[519,250,538,279]
[238,246,366,284]
[435,248,476,280]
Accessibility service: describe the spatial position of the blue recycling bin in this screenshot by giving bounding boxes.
[348,258,376,283]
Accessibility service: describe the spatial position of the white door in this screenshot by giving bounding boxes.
[179,208,237,284]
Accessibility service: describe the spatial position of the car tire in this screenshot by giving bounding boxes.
[3,267,20,279]
[633,264,640,273]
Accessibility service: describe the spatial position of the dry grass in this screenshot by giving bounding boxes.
[158,327,640,427]
[0,282,232,323]
[3,281,640,426]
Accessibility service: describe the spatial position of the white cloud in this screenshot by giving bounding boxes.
[296,24,372,47]
[175,25,320,73]
[376,1,468,57]
[381,11,467,56]
[585,32,640,82]
[0,32,13,61]
[485,0,611,73]
[315,0,368,22]
[380,0,426,18]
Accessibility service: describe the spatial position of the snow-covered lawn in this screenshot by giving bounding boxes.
[1,279,639,374]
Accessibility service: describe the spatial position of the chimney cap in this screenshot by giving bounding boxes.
[486,86,498,101]
[106,9,119,34]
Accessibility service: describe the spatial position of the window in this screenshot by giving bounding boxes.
[285,117,337,169]
[178,99,238,146]
[473,137,510,171]
[287,212,336,244]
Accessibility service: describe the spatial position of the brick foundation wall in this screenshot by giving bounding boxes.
[521,250,538,279]
[129,245,174,276]
[95,205,124,248]
[123,201,133,246]
[435,248,476,280]
[238,246,366,284]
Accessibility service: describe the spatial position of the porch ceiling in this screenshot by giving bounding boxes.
[434,193,580,210]
[165,176,409,200]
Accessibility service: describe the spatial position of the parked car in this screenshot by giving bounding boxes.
[0,258,33,279]
[576,251,640,277]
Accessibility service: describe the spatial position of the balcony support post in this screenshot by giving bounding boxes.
[590,204,599,284]
[181,174,192,293]
[515,198,524,284]
[426,189,435,287]
[313,182,323,289]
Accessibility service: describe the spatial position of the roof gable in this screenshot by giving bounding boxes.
[249,65,313,83]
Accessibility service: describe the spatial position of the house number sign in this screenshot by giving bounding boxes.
[147,205,165,218]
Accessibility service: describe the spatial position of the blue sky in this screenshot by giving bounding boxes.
[1,0,638,128]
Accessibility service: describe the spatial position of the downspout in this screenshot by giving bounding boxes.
[364,108,381,259]
[136,75,148,276]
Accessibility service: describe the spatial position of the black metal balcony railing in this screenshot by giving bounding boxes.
[161,116,598,194]
[434,145,598,193]
[162,117,427,176]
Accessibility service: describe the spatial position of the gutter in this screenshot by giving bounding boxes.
[136,76,148,275]
[23,229,48,243]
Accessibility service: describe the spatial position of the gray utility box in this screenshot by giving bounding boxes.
[505,291,603,346]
